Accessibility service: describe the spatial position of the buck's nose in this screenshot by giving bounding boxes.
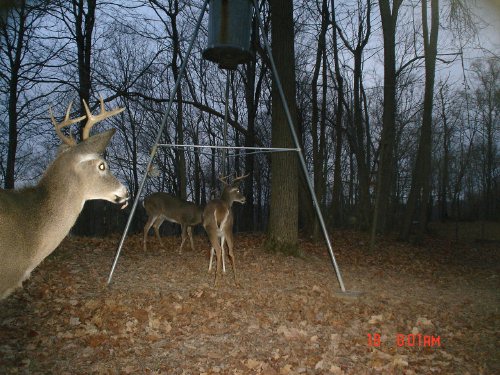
[114,188,130,208]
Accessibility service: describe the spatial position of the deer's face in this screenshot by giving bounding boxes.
[227,185,246,205]
[75,155,129,206]
[59,129,129,207]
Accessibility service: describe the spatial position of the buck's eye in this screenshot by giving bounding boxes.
[98,162,106,171]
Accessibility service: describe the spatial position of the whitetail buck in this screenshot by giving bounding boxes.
[0,97,129,300]
[142,193,203,253]
[203,174,248,286]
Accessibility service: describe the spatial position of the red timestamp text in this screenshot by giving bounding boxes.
[367,333,441,347]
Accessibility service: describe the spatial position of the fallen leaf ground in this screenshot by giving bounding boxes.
[0,227,498,374]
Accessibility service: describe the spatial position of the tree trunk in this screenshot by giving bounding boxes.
[484,71,495,220]
[353,50,371,229]
[73,0,97,235]
[438,84,449,221]
[168,0,186,200]
[243,77,256,230]
[310,0,328,240]
[4,1,27,189]
[399,0,439,242]
[146,0,187,199]
[330,0,345,227]
[334,0,372,229]
[193,118,202,205]
[242,16,261,231]
[370,0,402,244]
[266,0,299,255]
[73,0,95,133]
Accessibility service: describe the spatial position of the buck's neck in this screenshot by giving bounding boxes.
[29,159,86,265]
[221,188,236,208]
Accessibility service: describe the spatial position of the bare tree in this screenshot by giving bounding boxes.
[329,0,347,227]
[241,12,267,230]
[335,0,373,229]
[370,0,403,242]
[309,0,329,240]
[94,17,167,200]
[399,0,439,242]
[0,1,56,188]
[148,0,187,200]
[436,81,452,221]
[471,57,499,221]
[266,0,299,254]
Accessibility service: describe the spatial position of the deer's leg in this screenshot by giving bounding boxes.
[143,216,156,252]
[208,247,215,272]
[220,236,226,273]
[188,226,196,251]
[179,224,188,254]
[153,218,165,249]
[207,229,223,286]
[214,243,223,287]
[225,232,239,286]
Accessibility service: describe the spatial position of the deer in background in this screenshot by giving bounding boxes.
[143,193,203,253]
[0,97,129,300]
[203,174,248,287]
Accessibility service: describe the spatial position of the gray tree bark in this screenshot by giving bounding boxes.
[266,0,299,254]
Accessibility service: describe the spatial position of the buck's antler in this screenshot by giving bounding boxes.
[49,101,86,146]
[218,173,249,187]
[81,95,124,140]
[218,175,230,186]
[232,173,250,185]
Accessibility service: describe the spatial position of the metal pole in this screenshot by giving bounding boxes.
[157,144,299,152]
[107,0,210,285]
[253,0,347,292]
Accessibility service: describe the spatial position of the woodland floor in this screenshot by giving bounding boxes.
[0,224,498,374]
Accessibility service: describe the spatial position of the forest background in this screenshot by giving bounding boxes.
[1,0,498,249]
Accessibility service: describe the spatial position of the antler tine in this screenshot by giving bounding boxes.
[81,95,125,140]
[49,101,86,146]
[218,174,230,185]
[232,172,250,185]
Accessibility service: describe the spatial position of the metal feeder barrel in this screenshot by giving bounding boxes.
[202,0,253,70]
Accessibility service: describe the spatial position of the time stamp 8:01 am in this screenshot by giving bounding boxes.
[367,333,442,347]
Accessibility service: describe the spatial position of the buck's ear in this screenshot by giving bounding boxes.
[76,128,116,155]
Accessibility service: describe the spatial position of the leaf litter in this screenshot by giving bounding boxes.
[0,230,498,374]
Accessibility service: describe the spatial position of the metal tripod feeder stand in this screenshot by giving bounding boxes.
[108,0,363,298]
